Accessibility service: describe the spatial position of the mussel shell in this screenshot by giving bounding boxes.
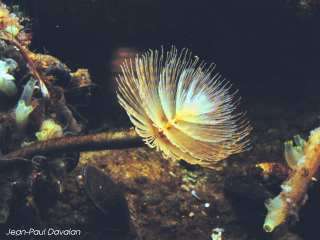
[83,165,130,231]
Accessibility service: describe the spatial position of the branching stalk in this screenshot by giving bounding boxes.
[263,128,320,232]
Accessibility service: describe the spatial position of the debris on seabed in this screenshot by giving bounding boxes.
[191,189,201,200]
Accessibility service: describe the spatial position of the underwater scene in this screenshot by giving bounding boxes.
[0,0,320,239]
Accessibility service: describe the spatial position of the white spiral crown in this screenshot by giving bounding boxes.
[117,46,251,168]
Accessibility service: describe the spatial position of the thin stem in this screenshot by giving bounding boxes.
[4,128,143,160]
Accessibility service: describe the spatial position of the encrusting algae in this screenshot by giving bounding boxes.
[263,128,320,232]
[117,46,252,168]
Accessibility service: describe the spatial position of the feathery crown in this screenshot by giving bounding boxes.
[117,46,251,168]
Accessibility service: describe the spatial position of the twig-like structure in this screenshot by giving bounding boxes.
[4,128,143,160]
[263,128,320,232]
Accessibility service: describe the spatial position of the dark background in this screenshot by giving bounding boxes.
[2,1,320,239]
[5,0,320,125]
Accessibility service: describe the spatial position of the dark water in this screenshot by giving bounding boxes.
[7,0,320,114]
[3,1,320,239]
